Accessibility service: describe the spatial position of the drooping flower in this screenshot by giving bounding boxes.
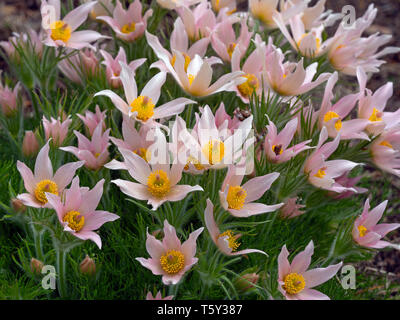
[136,220,203,285]
[77,105,107,137]
[41,0,105,50]
[279,197,306,219]
[43,115,72,147]
[219,165,283,217]
[95,62,196,125]
[146,291,174,300]
[46,176,119,249]
[204,199,267,256]
[278,240,342,300]
[60,121,110,170]
[0,71,20,117]
[16,140,84,208]
[353,198,400,249]
[97,0,153,42]
[100,47,146,88]
[264,117,312,163]
[304,127,361,193]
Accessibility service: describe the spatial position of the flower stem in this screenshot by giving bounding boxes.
[56,246,67,299]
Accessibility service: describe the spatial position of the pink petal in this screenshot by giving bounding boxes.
[34,140,53,181]
[242,172,280,203]
[112,179,150,200]
[290,240,314,274]
[162,220,182,251]
[17,161,36,194]
[303,262,343,288]
[53,161,85,191]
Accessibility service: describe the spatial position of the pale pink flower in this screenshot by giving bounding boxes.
[95,62,196,125]
[211,0,236,14]
[16,140,84,208]
[136,220,203,285]
[22,131,40,158]
[317,72,369,140]
[0,29,43,60]
[97,0,153,42]
[370,126,400,177]
[85,0,114,20]
[146,291,174,300]
[58,49,99,84]
[278,240,342,300]
[264,118,312,163]
[77,105,107,136]
[205,199,267,256]
[46,176,119,249]
[111,130,203,210]
[329,172,367,200]
[280,197,305,219]
[304,127,360,193]
[219,165,283,217]
[100,47,146,88]
[41,0,105,50]
[60,121,110,170]
[0,71,20,116]
[353,199,400,249]
[211,16,252,63]
[157,0,202,10]
[327,4,400,76]
[214,102,240,134]
[43,115,72,147]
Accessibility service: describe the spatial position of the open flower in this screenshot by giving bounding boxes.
[219,165,283,217]
[111,130,203,210]
[304,127,360,193]
[146,291,174,300]
[205,199,267,256]
[46,177,119,249]
[353,199,400,249]
[95,62,195,125]
[97,0,152,42]
[264,117,312,163]
[278,240,342,300]
[60,121,110,170]
[41,0,105,50]
[16,140,84,208]
[77,105,107,137]
[136,220,203,285]
[100,47,146,88]
[43,115,72,147]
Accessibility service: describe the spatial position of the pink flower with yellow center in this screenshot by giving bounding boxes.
[136,220,203,285]
[16,140,84,208]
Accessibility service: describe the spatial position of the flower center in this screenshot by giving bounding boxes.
[34,179,59,204]
[272,144,283,155]
[368,108,382,122]
[227,186,247,210]
[184,156,205,171]
[134,148,151,162]
[170,53,191,72]
[283,273,306,295]
[314,167,326,178]
[218,230,240,251]
[147,170,171,198]
[323,111,342,131]
[358,225,367,237]
[63,210,85,232]
[160,250,185,274]
[50,20,71,43]
[130,96,155,122]
[227,43,237,59]
[202,139,225,165]
[121,22,136,34]
[379,140,393,149]
[297,33,321,52]
[237,73,259,98]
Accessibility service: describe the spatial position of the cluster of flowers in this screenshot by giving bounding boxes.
[1,0,399,300]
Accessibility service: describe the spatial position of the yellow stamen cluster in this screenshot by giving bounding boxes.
[314,168,326,179]
[134,148,151,162]
[323,111,342,131]
[63,210,85,232]
[130,96,155,122]
[358,225,368,237]
[50,20,71,43]
[218,230,240,251]
[147,170,171,198]
[369,108,382,122]
[237,73,259,98]
[226,186,247,210]
[202,139,225,165]
[121,22,136,34]
[170,53,191,72]
[94,152,101,158]
[272,144,283,155]
[379,140,393,149]
[184,156,205,171]
[160,250,185,274]
[34,179,59,204]
[283,273,306,295]
[227,43,237,59]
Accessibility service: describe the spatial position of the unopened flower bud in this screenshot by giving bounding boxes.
[30,258,44,275]
[234,273,259,292]
[22,131,40,157]
[80,255,96,276]
[11,198,26,213]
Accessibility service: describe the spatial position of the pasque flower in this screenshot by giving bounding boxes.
[205,199,267,256]
[353,199,400,249]
[60,121,110,170]
[304,127,361,193]
[0,71,20,117]
[85,0,114,20]
[41,0,105,50]
[264,117,312,163]
[16,140,84,208]
[329,171,367,200]
[58,49,99,84]
[136,220,203,285]
[0,29,43,61]
[97,0,152,42]
[46,176,119,249]
[43,115,72,147]
[280,197,306,219]
[77,105,107,137]
[22,131,40,158]
[211,0,236,14]
[219,165,283,217]
[95,62,196,125]
[278,240,342,300]
[146,291,174,300]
